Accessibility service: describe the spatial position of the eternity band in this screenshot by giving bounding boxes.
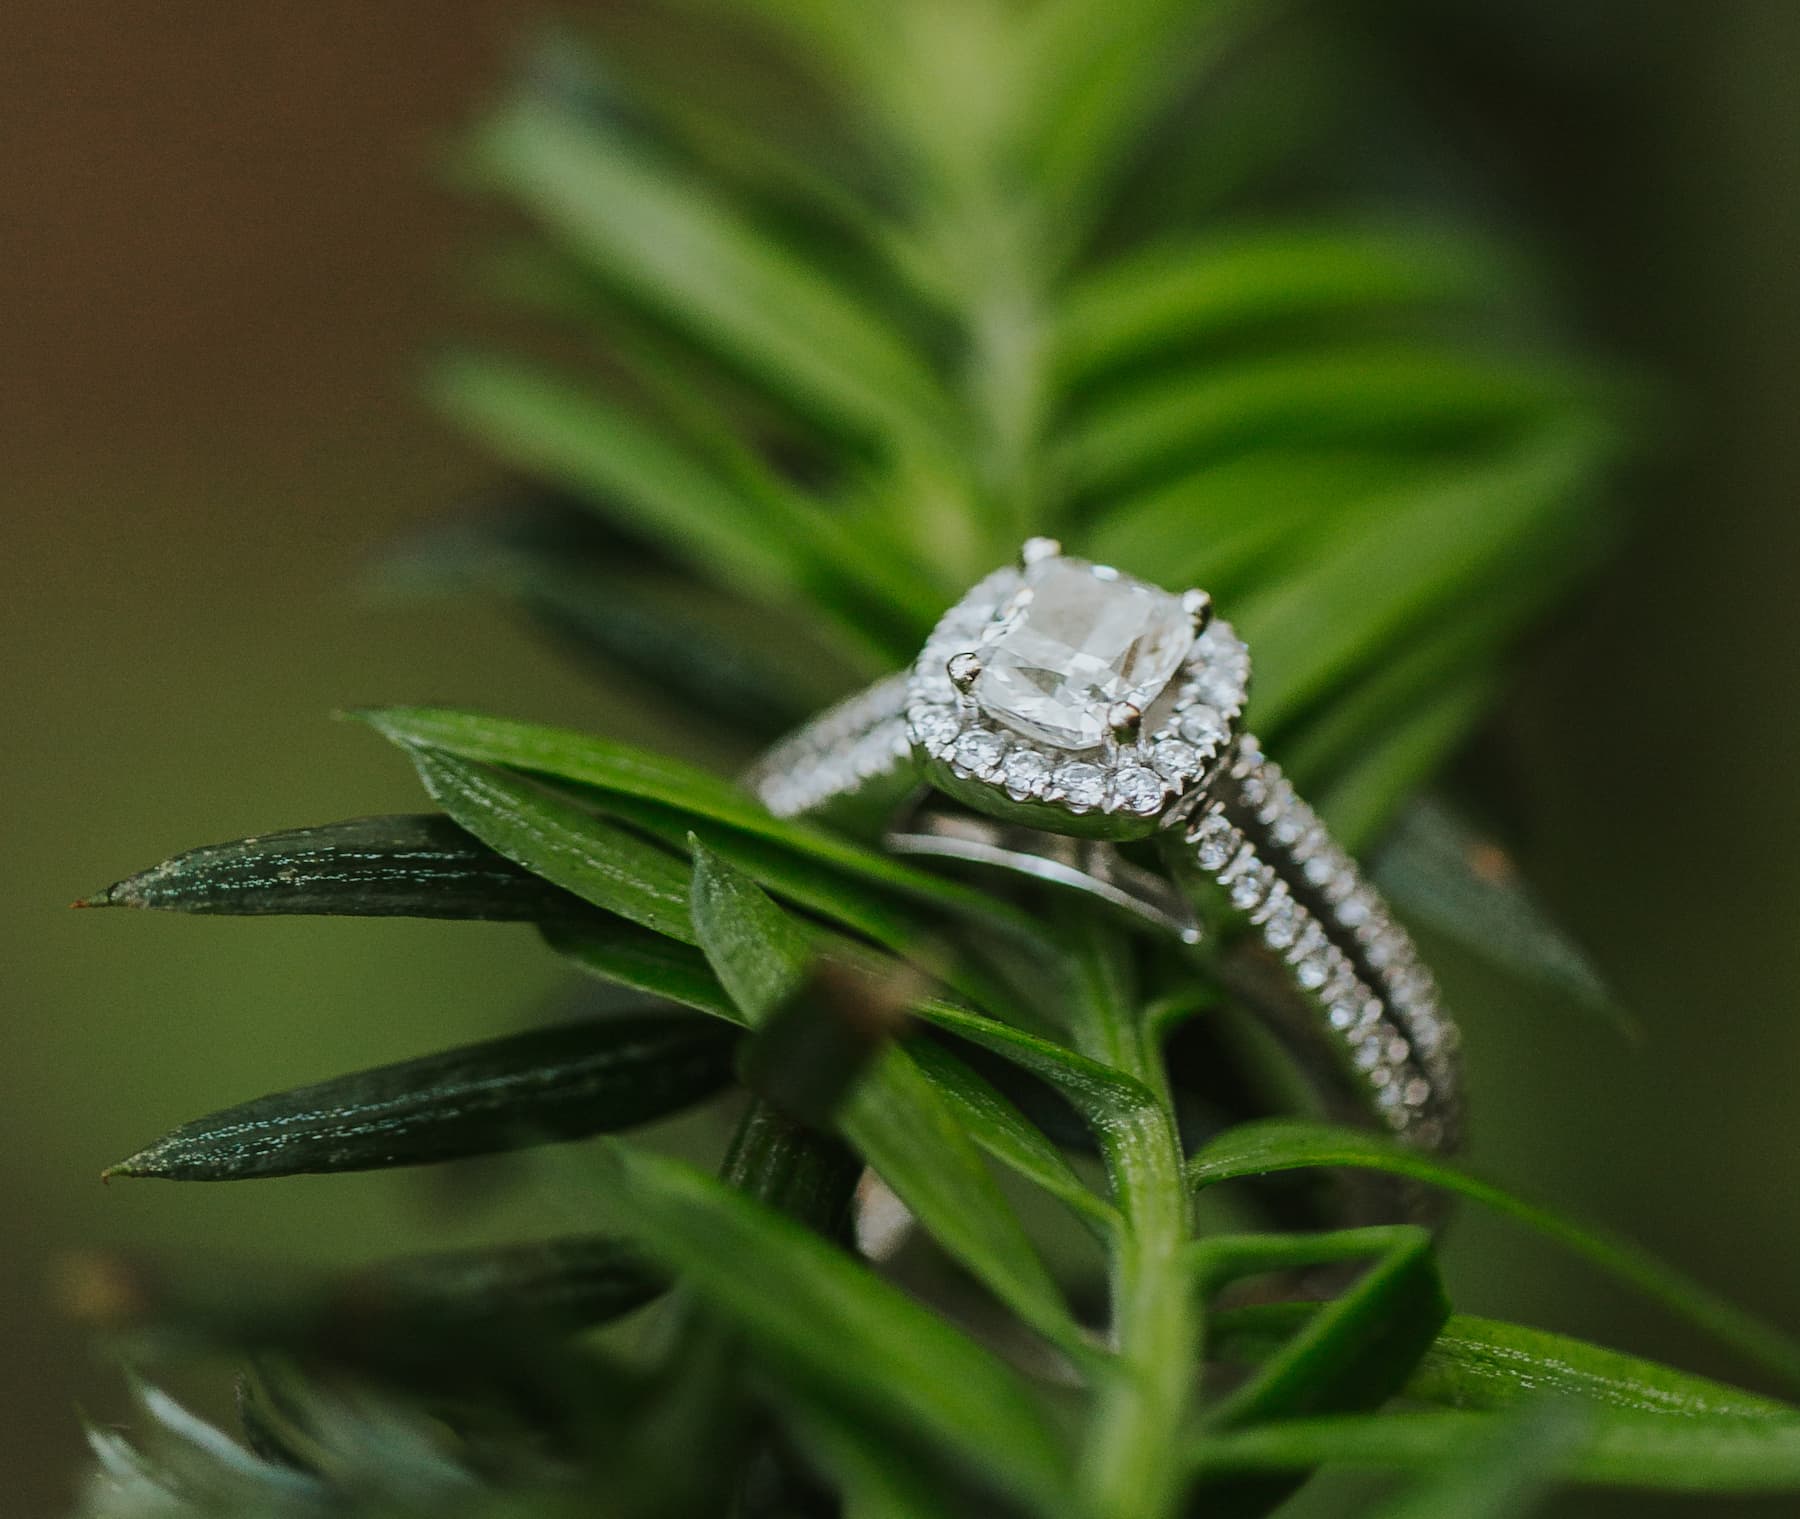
[746,540,1463,1158]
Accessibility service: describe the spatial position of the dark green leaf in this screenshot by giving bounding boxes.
[543,914,740,1022]
[1189,1121,1800,1389]
[1371,797,1618,1018]
[107,1013,736,1180]
[469,97,955,452]
[1190,1407,1800,1495]
[1236,424,1615,729]
[1061,348,1592,499]
[357,704,1057,949]
[394,743,697,941]
[588,1142,1071,1512]
[65,1235,665,1362]
[1192,1226,1449,1517]
[1361,1402,1588,1519]
[1057,227,1517,383]
[78,815,574,922]
[1210,1306,1796,1421]
[906,1038,1117,1237]
[687,843,1083,1355]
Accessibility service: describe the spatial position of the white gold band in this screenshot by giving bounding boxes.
[746,676,1463,1154]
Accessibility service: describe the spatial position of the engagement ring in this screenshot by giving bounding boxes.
[748,539,1461,1154]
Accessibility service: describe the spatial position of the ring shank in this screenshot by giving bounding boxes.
[745,672,1464,1201]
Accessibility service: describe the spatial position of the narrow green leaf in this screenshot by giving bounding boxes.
[428,353,805,601]
[1416,1315,1794,1420]
[369,493,841,735]
[687,844,1083,1356]
[1209,1306,1796,1422]
[1371,797,1617,1017]
[1191,1226,1449,1517]
[1012,0,1250,235]
[1314,673,1497,854]
[1236,424,1613,729]
[470,97,954,452]
[1362,1402,1588,1519]
[1199,1227,1448,1429]
[1189,1120,1800,1389]
[1061,348,1590,499]
[394,743,696,942]
[1078,449,1417,589]
[906,1038,1117,1237]
[356,704,1056,949]
[1191,1407,1800,1494]
[588,1142,1070,1511]
[108,1013,736,1181]
[66,1235,665,1357]
[913,998,1157,1121]
[543,915,740,1023]
[78,815,575,922]
[1057,227,1517,382]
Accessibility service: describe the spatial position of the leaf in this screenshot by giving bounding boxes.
[368,490,840,735]
[1235,423,1615,730]
[107,1012,737,1181]
[687,843,1083,1356]
[1209,1305,1797,1422]
[1371,797,1618,1017]
[587,1141,1070,1512]
[394,743,697,941]
[468,96,955,452]
[543,914,740,1022]
[1059,347,1591,500]
[906,1038,1117,1237]
[1012,0,1251,234]
[1190,1407,1800,1495]
[1190,1226,1449,1517]
[1056,227,1518,383]
[356,704,1056,948]
[64,1235,666,1364]
[1078,448,1418,590]
[1314,673,1497,854]
[912,998,1157,1121]
[1415,1314,1792,1420]
[1361,1402,1589,1519]
[1188,1121,1800,1389]
[77,815,576,921]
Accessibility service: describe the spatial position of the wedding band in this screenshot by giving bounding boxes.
[746,540,1462,1154]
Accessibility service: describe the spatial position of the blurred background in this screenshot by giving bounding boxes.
[4,3,1796,1514]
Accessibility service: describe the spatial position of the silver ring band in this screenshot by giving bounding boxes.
[747,674,1463,1157]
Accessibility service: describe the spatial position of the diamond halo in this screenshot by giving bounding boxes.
[906,546,1250,835]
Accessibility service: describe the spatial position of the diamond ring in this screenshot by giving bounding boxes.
[747,538,1461,1154]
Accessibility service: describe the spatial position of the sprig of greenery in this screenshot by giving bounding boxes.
[66,3,1794,1517]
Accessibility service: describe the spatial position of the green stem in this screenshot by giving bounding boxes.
[1069,926,1197,1519]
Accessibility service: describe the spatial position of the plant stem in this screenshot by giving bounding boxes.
[1069,926,1197,1519]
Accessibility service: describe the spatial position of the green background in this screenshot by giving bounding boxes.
[4,3,1796,1513]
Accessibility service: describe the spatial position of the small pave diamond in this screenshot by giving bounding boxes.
[911,705,958,751]
[1178,705,1228,748]
[953,730,1005,776]
[1110,765,1166,815]
[1001,749,1051,800]
[1054,761,1106,811]
[1150,738,1199,781]
[972,557,1193,749]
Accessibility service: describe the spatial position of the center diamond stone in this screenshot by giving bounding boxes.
[971,557,1192,749]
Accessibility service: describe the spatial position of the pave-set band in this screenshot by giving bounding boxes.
[746,540,1462,1158]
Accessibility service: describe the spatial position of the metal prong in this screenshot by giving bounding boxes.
[1181,587,1214,634]
[1106,702,1143,745]
[947,651,982,695]
[1020,536,1062,567]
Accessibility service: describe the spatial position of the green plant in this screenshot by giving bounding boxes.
[67,3,1800,1517]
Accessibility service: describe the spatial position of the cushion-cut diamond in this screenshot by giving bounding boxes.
[971,557,1192,749]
